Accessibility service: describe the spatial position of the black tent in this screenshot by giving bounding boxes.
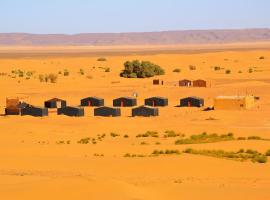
[80,97,104,107]
[57,106,84,117]
[180,96,204,107]
[21,106,48,117]
[45,98,67,109]
[94,106,121,117]
[113,97,137,107]
[145,97,168,107]
[132,106,159,117]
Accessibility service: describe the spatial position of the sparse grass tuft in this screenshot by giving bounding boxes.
[175,132,234,145]
[173,68,181,73]
[183,148,268,163]
[136,131,159,138]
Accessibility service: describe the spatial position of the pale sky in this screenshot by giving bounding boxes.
[0,0,269,34]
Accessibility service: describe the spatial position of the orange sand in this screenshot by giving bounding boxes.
[0,44,270,200]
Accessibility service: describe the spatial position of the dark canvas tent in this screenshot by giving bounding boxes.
[45,98,67,109]
[94,106,121,117]
[193,79,207,87]
[80,97,104,107]
[144,97,168,107]
[57,106,84,117]
[21,106,48,117]
[180,96,204,107]
[113,97,137,107]
[132,106,159,117]
[179,79,192,87]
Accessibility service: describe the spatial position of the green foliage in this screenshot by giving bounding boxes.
[163,130,182,138]
[152,149,181,156]
[38,73,58,83]
[175,132,234,145]
[120,60,165,78]
[136,131,159,138]
[265,149,270,156]
[183,148,268,163]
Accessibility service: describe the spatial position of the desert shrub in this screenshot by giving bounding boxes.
[259,56,265,60]
[183,148,267,163]
[252,155,268,163]
[214,66,221,71]
[238,70,242,73]
[140,141,149,145]
[248,136,261,140]
[265,150,270,156]
[120,60,165,78]
[152,149,181,156]
[77,137,91,144]
[105,67,110,72]
[123,134,129,138]
[189,65,196,70]
[97,57,107,62]
[47,73,58,83]
[79,69,85,75]
[173,68,181,73]
[63,69,69,76]
[39,74,45,82]
[248,68,253,73]
[237,137,246,140]
[163,130,182,138]
[136,131,159,138]
[175,132,234,145]
[110,132,120,137]
[225,69,231,74]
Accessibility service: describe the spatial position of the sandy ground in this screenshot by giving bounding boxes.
[0,44,270,200]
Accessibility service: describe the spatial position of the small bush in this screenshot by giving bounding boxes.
[79,69,85,75]
[97,57,107,62]
[124,134,129,138]
[63,69,69,76]
[259,56,265,60]
[189,65,196,70]
[136,131,159,138]
[173,68,181,73]
[77,137,91,144]
[225,69,231,74]
[248,68,253,73]
[105,68,110,72]
[265,150,270,156]
[248,136,261,140]
[110,132,120,137]
[214,66,221,71]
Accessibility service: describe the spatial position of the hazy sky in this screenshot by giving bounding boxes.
[0,0,270,34]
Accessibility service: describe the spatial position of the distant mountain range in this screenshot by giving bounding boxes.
[0,29,270,46]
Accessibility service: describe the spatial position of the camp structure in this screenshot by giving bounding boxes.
[5,98,29,115]
[94,106,121,117]
[80,97,104,107]
[44,98,67,109]
[179,79,192,87]
[214,96,255,110]
[132,106,159,117]
[113,97,137,107]
[144,97,168,107]
[21,106,48,117]
[180,96,204,107]
[193,79,207,87]
[153,79,164,85]
[57,106,84,117]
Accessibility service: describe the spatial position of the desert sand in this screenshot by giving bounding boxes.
[0,44,270,200]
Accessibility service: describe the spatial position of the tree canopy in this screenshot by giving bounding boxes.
[120,60,165,78]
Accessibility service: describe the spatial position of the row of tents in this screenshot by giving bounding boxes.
[4,96,205,117]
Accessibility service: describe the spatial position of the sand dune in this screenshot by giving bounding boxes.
[0,44,270,199]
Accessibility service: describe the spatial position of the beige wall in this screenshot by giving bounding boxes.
[214,96,255,110]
